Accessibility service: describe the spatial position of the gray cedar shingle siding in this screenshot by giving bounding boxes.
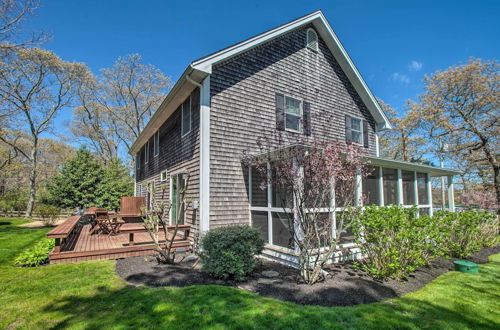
[209,25,377,227]
[136,88,201,239]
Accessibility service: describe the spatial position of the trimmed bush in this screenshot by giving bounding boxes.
[434,210,498,258]
[14,238,55,267]
[200,225,265,281]
[353,205,443,279]
[35,204,61,226]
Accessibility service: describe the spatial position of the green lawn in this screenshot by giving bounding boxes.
[0,218,499,329]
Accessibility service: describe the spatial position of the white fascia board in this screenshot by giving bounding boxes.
[191,10,392,129]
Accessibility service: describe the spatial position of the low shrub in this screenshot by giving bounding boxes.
[35,204,61,226]
[353,205,442,279]
[14,238,55,267]
[200,225,265,281]
[434,210,498,258]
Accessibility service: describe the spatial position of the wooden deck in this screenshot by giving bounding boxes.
[49,222,192,264]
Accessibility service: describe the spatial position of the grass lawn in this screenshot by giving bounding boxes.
[0,218,499,329]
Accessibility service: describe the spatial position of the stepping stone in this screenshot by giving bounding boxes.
[261,270,280,278]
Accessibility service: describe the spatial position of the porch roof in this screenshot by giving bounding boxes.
[365,156,460,177]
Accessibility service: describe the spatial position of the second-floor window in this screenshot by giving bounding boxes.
[285,96,302,132]
[181,96,191,136]
[145,141,150,164]
[153,131,159,157]
[345,115,369,147]
[350,117,362,144]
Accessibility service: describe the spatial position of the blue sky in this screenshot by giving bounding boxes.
[25,0,499,140]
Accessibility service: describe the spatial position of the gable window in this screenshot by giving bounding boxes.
[350,117,362,144]
[181,96,191,136]
[153,131,159,157]
[285,96,302,132]
[306,28,318,51]
[145,142,150,164]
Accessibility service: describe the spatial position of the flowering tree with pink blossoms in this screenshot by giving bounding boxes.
[245,138,369,284]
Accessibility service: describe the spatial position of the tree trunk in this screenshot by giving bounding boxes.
[493,164,500,214]
[25,139,38,218]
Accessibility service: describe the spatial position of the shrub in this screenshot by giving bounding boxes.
[434,210,498,258]
[200,226,265,281]
[353,205,442,279]
[14,238,55,267]
[35,204,61,226]
[0,191,28,214]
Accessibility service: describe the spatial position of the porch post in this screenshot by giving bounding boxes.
[199,76,211,234]
[378,167,384,206]
[448,175,455,212]
[413,171,419,206]
[267,162,273,245]
[397,169,403,205]
[427,173,433,216]
[330,177,336,238]
[355,168,362,206]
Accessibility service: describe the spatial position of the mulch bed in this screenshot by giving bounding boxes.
[115,245,500,307]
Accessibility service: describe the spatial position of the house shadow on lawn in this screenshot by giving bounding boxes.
[43,283,499,329]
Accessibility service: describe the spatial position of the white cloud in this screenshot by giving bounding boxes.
[408,60,423,72]
[390,72,410,84]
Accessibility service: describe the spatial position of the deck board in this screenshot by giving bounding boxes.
[50,224,191,264]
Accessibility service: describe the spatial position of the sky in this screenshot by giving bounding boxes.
[24,0,500,141]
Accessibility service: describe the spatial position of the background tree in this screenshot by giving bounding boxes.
[94,159,134,210]
[378,99,428,162]
[0,47,88,216]
[416,58,499,206]
[72,54,172,162]
[46,148,104,210]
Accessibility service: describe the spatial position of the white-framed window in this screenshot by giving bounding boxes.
[285,96,302,133]
[136,153,140,170]
[160,170,167,182]
[153,131,159,157]
[181,96,191,137]
[346,115,363,145]
[146,180,155,210]
[144,142,149,164]
[306,28,318,51]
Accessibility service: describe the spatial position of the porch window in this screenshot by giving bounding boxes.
[181,97,191,136]
[285,96,302,132]
[383,168,398,205]
[251,211,269,243]
[362,166,379,205]
[402,170,415,205]
[170,173,186,225]
[417,172,429,204]
[272,212,294,249]
[251,166,267,207]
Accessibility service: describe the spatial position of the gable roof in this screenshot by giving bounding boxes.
[130,10,392,154]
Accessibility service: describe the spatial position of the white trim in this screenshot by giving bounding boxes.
[181,95,192,137]
[413,171,419,206]
[191,10,391,129]
[199,76,211,234]
[377,166,384,206]
[397,169,403,205]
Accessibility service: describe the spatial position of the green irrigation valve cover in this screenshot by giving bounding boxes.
[454,260,479,274]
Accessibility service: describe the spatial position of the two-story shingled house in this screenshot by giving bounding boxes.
[130,10,459,264]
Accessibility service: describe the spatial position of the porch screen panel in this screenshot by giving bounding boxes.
[402,170,415,205]
[417,173,429,204]
[336,212,355,244]
[251,166,267,206]
[251,211,269,243]
[383,168,398,205]
[362,166,379,205]
[271,162,293,208]
[271,212,294,249]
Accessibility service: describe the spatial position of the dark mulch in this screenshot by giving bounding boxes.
[115,245,500,307]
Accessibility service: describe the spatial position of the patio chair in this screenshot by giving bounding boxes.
[95,209,124,236]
